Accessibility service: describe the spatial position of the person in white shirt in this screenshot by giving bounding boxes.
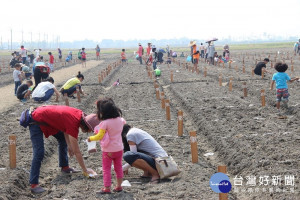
[121,124,168,183]
[32,77,60,102]
[20,45,27,64]
[34,49,41,57]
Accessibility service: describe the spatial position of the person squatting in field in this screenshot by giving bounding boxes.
[32,77,60,102]
[60,71,85,99]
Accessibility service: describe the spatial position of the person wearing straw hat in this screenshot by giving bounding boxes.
[27,106,100,194]
[189,41,197,66]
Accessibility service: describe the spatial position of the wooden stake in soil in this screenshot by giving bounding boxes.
[291,65,294,72]
[9,135,16,169]
[189,131,198,163]
[252,66,254,77]
[170,70,174,82]
[229,78,233,91]
[155,85,160,100]
[235,65,238,72]
[204,67,207,77]
[219,74,222,86]
[218,166,228,200]
[178,110,183,136]
[76,86,81,103]
[64,93,69,106]
[261,68,264,79]
[161,92,165,109]
[242,65,245,73]
[243,82,247,97]
[165,99,171,120]
[261,89,266,107]
[98,73,101,83]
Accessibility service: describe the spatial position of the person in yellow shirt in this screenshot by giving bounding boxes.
[61,71,85,98]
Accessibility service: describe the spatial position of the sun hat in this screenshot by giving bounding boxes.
[82,113,100,131]
[189,41,196,46]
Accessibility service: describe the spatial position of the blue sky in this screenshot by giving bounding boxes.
[0,0,299,42]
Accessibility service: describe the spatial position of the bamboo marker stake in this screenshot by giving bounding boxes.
[189,131,198,163]
[229,78,233,91]
[242,65,245,73]
[219,74,222,86]
[252,66,254,76]
[178,110,183,136]
[204,67,207,77]
[291,65,294,72]
[235,65,238,72]
[229,62,231,68]
[76,86,81,103]
[261,89,266,107]
[64,93,69,106]
[218,166,228,200]
[170,70,173,82]
[155,85,160,100]
[165,99,171,120]
[98,73,101,83]
[9,135,16,169]
[161,92,165,109]
[222,62,225,68]
[243,82,247,97]
[261,68,264,79]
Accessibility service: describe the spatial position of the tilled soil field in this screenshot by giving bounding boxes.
[0,49,299,200]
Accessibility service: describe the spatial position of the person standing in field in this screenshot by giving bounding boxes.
[137,43,143,65]
[146,43,151,57]
[20,45,28,64]
[48,52,55,72]
[77,49,82,60]
[121,49,127,66]
[34,49,41,58]
[95,45,101,60]
[199,43,205,58]
[88,98,126,194]
[58,48,62,62]
[270,62,299,113]
[81,48,87,68]
[13,63,23,95]
[207,41,215,65]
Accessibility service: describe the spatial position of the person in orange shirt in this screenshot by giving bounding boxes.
[121,49,127,66]
[193,50,200,65]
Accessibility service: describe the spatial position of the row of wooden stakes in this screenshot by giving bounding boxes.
[147,65,229,200]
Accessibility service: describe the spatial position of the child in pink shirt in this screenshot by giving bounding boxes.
[88,98,125,194]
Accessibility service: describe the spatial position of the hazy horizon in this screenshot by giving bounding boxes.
[0,0,299,45]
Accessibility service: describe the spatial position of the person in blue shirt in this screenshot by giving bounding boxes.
[270,62,299,111]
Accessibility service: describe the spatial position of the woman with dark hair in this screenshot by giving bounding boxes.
[32,77,60,102]
[60,71,85,98]
[27,105,100,194]
[121,124,168,184]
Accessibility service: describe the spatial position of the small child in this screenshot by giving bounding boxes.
[22,64,32,80]
[88,98,125,194]
[16,80,33,102]
[121,49,127,66]
[270,62,299,111]
[48,52,55,72]
[13,63,23,95]
[81,48,87,68]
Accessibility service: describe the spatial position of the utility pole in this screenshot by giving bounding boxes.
[31,32,32,49]
[21,29,23,45]
[10,29,12,50]
[38,32,40,48]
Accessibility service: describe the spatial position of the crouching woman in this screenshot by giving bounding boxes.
[121,124,168,183]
